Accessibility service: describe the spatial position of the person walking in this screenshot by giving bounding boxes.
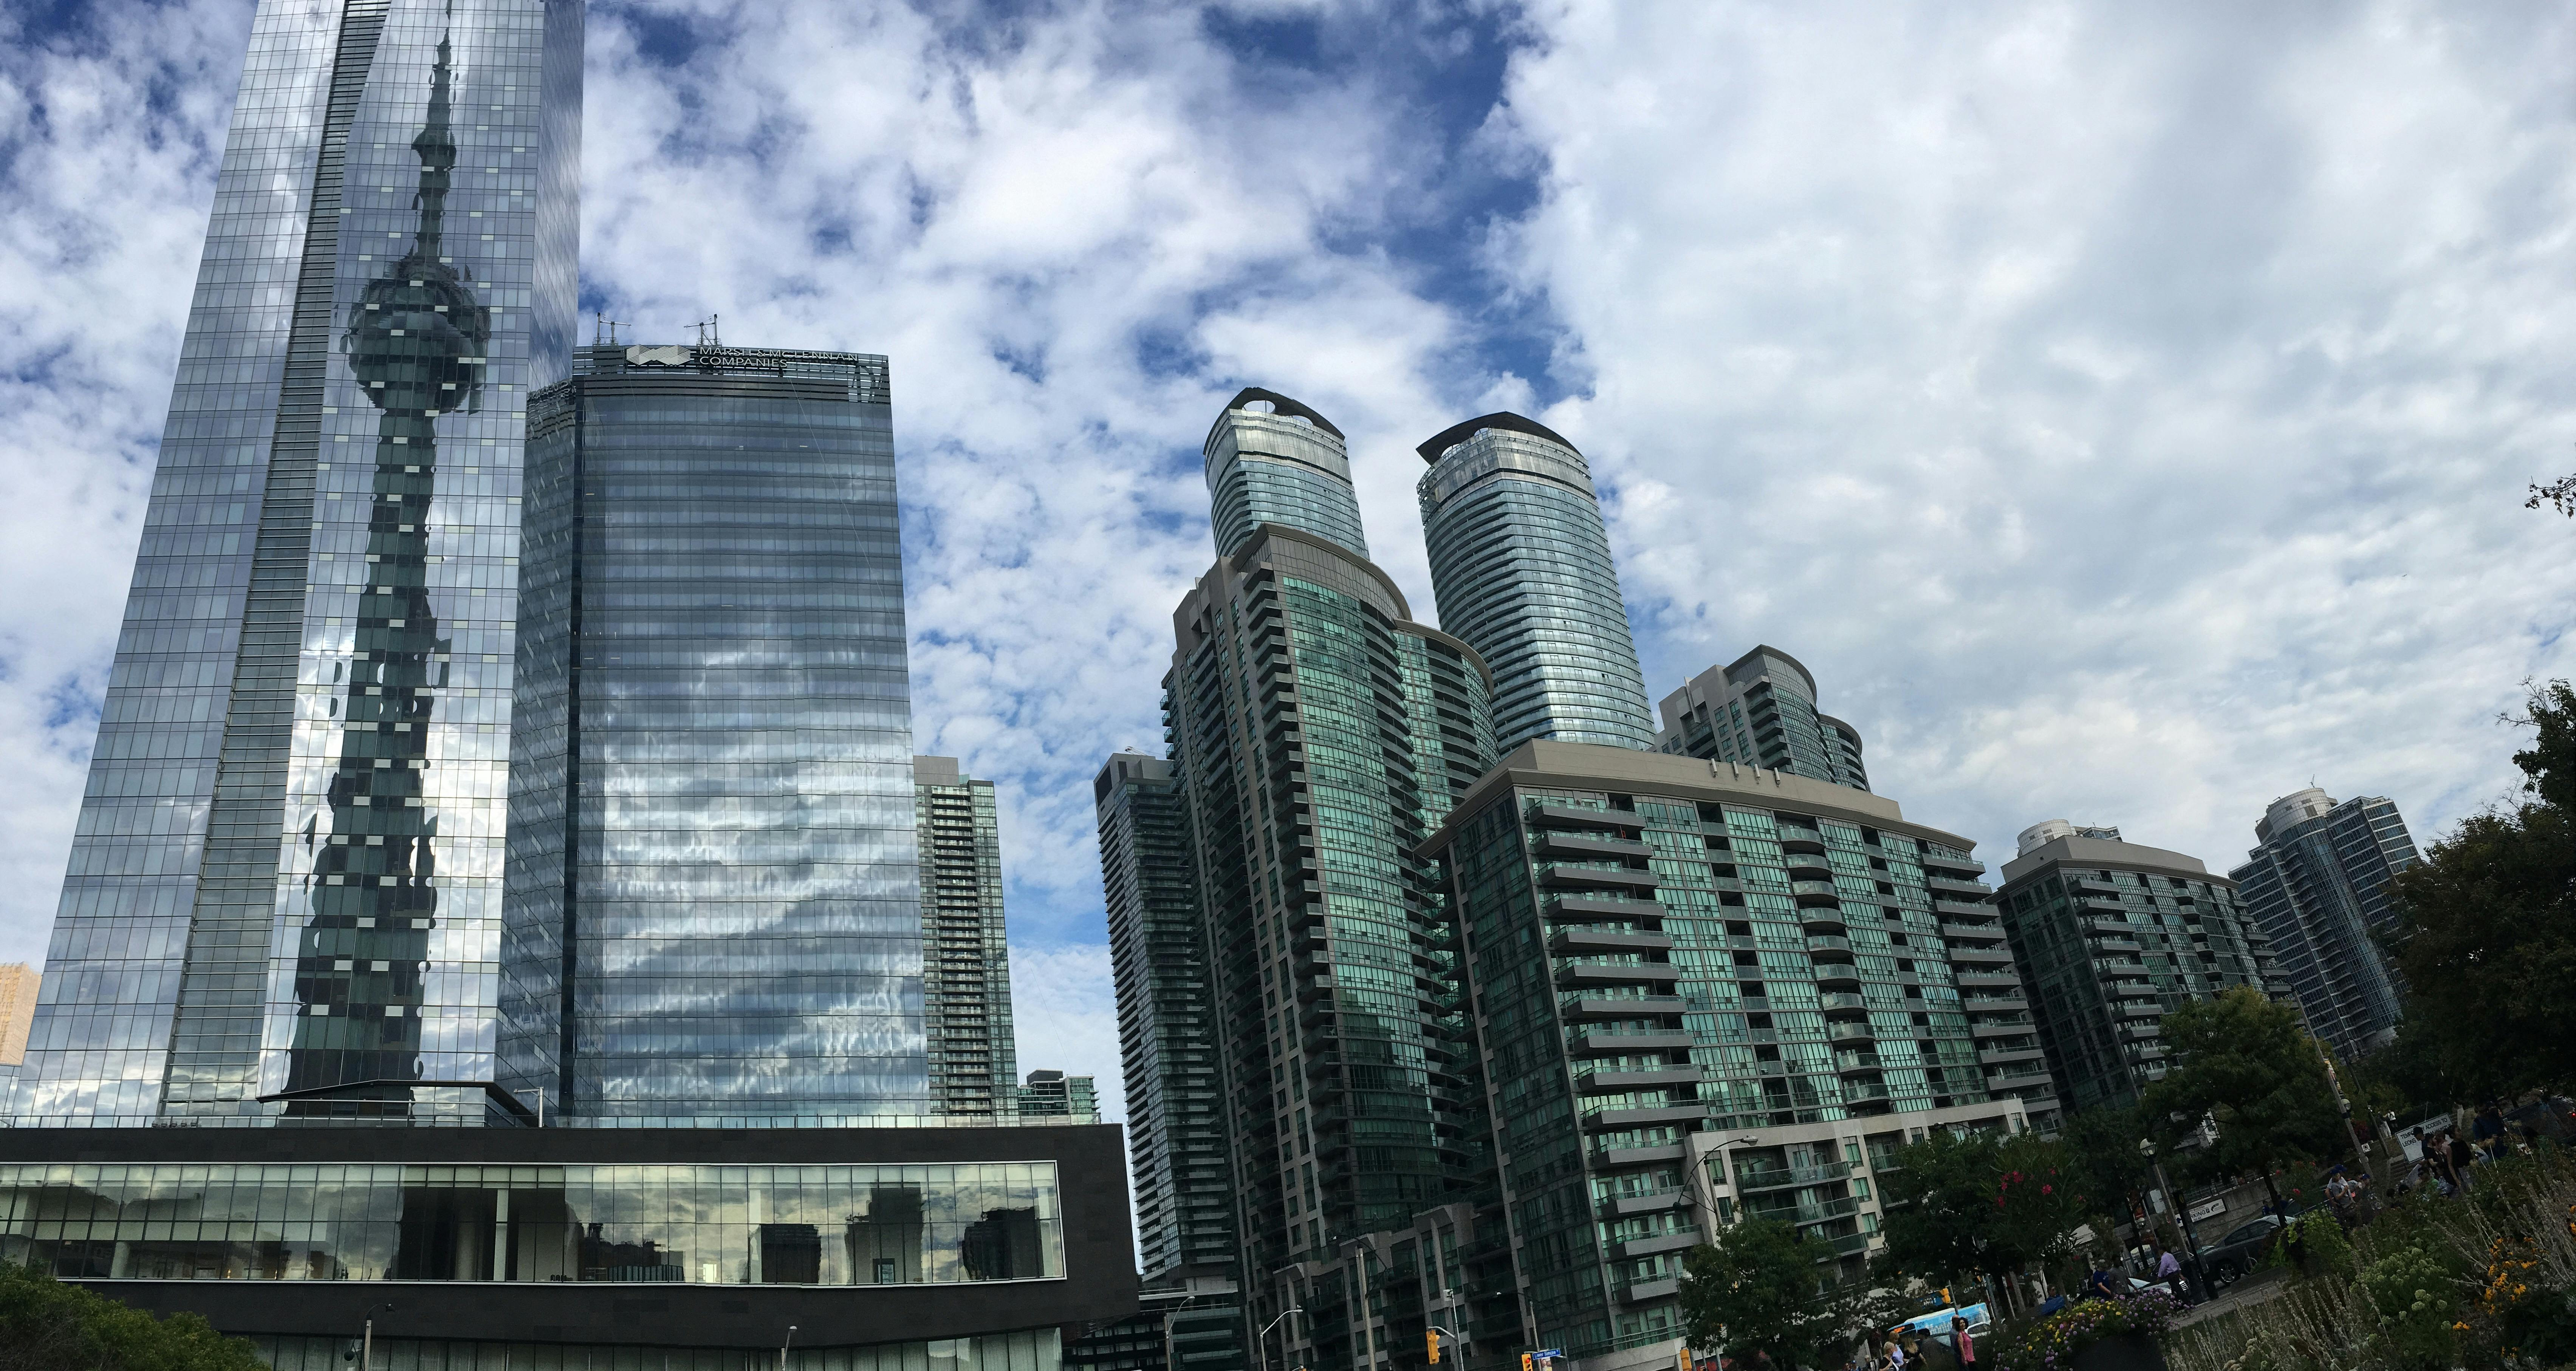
[1952,1316,1975,1368]
[2448,1131,2478,1187]
[2156,1243,2186,1301]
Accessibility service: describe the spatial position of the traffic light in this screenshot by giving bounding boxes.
[1427,1331,1441,1365]
[1523,1354,1535,1371]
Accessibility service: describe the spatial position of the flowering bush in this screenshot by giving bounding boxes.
[1993,1292,2187,1371]
[2354,1240,2460,1371]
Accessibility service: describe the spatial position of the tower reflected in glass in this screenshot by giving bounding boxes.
[498,343,927,1125]
[18,0,582,1126]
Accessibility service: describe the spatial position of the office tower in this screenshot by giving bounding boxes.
[497,341,925,1123]
[1994,824,2284,1114]
[17,0,580,1127]
[915,756,1017,1117]
[1205,387,1367,560]
[1418,413,1656,753]
[2229,788,2420,1059]
[1415,742,2041,1358]
[1096,751,1237,1284]
[1019,1069,1102,1123]
[1656,647,1870,793]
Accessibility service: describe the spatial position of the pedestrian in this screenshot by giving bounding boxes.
[2475,1103,2506,1162]
[2448,1131,2478,1185]
[2156,1243,2184,1299]
[1952,1316,1975,1367]
[2085,1263,2121,1301]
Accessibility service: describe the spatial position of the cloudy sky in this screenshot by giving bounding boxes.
[6,0,2575,1122]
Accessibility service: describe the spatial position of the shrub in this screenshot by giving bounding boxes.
[1992,1292,2188,1371]
[2265,1212,2358,1283]
[2354,1240,2462,1371]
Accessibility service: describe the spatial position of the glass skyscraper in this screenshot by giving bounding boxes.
[2229,788,2419,1060]
[1656,647,1871,793]
[18,0,581,1127]
[1203,387,1368,560]
[497,342,925,1125]
[1417,413,1656,753]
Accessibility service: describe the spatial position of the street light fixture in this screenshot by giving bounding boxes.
[1256,1306,1305,1371]
[2137,1138,2209,1301]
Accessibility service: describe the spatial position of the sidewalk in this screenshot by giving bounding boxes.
[2172,1269,2293,1329]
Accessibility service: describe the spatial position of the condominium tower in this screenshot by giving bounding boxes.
[2229,789,2419,1059]
[18,0,581,1126]
[1995,824,2283,1114]
[1108,391,2054,1371]
[1418,413,1657,753]
[497,342,925,1123]
[1656,647,1869,793]
[1096,751,1236,1283]
[916,756,1018,1117]
[1206,387,1367,560]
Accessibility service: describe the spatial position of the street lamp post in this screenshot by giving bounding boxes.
[2137,1139,2208,1302]
[1256,1306,1305,1371]
[781,1324,798,1371]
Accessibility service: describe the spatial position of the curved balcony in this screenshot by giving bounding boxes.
[1542,865,1662,894]
[1812,964,1862,991]
[1820,992,1870,1018]
[1800,910,1849,935]
[1557,962,1685,992]
[1791,881,1843,906]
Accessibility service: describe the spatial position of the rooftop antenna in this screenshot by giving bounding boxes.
[711,312,721,348]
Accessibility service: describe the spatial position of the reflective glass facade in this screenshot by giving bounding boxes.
[2229,790,2418,1060]
[499,345,924,1125]
[1656,647,1872,793]
[1995,834,2282,1115]
[20,0,582,1126]
[1416,416,1655,754]
[1161,525,1497,1371]
[915,758,1016,1117]
[2,1161,1059,1286]
[253,1329,1062,1371]
[1202,389,1367,560]
[1421,743,2041,1357]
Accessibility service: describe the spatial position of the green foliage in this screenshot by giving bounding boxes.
[2354,1240,2462,1371]
[2384,682,2576,1100]
[2261,1212,2357,1283]
[2141,989,2348,1196]
[0,1261,267,1371]
[1991,1292,2189,1371]
[1681,1219,1903,1371]
[1680,1218,1846,1371]
[1874,1128,2089,1294]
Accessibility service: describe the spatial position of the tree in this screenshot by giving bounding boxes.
[0,1262,266,1371]
[1872,1128,2088,1314]
[2382,681,2576,1098]
[1873,1129,2007,1293]
[2139,988,2346,1209]
[1680,1218,1860,1371]
[2058,1104,2154,1233]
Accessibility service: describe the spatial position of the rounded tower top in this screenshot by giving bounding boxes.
[2258,788,2338,843]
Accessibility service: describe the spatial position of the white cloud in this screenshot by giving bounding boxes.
[0,0,256,966]
[1499,0,2576,871]
[1005,941,1122,1123]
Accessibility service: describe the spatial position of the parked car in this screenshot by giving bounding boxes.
[2195,1213,2287,1289]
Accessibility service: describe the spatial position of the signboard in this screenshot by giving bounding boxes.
[2188,1197,2227,1223]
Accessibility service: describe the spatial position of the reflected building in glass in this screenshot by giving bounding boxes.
[498,342,927,1125]
[18,0,582,1127]
[1416,413,1657,754]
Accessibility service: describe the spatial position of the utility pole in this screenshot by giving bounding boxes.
[2138,1139,2207,1302]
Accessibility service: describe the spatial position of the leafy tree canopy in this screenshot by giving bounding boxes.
[2139,988,2347,1203]
[1873,1128,2088,1298]
[2384,681,2576,1100]
[0,1262,266,1371]
[1681,1218,1871,1371]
